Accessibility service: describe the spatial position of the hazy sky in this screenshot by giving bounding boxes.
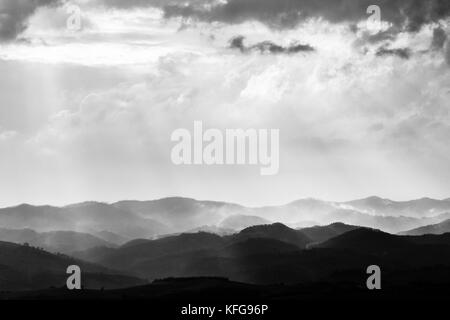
[0,0,449,207]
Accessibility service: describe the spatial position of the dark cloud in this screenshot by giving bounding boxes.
[229,36,315,54]
[230,35,246,52]
[0,0,60,42]
[97,0,213,10]
[445,41,450,65]
[360,28,399,44]
[376,47,411,59]
[352,27,400,50]
[160,0,450,32]
[431,27,448,50]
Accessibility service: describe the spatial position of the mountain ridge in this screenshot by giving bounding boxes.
[2,196,450,237]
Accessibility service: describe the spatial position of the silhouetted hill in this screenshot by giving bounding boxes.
[299,222,361,244]
[314,228,450,268]
[72,224,371,283]
[223,238,302,256]
[405,233,450,246]
[88,232,226,270]
[0,241,145,291]
[314,228,412,254]
[6,223,450,292]
[230,223,311,248]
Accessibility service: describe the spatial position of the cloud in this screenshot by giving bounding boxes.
[431,27,447,50]
[376,47,411,59]
[1,1,450,205]
[160,0,450,31]
[0,128,16,141]
[355,27,400,46]
[445,40,450,64]
[0,0,61,42]
[97,0,212,9]
[229,36,314,54]
[229,35,246,51]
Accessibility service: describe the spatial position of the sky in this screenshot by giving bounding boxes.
[0,0,449,207]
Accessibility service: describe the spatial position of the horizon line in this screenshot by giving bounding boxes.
[2,195,449,210]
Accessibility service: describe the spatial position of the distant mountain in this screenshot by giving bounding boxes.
[0,241,145,291]
[344,196,450,218]
[114,198,245,232]
[234,197,450,233]
[63,202,170,238]
[245,198,337,225]
[220,215,272,230]
[399,219,450,236]
[2,196,450,239]
[0,202,170,239]
[0,228,116,254]
[321,208,450,234]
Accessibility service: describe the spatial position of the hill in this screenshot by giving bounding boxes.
[299,222,361,244]
[0,241,145,291]
[0,228,116,254]
[399,219,450,236]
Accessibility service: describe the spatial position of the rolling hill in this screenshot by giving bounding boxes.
[0,241,145,291]
[399,219,450,236]
[298,222,361,244]
[0,228,116,254]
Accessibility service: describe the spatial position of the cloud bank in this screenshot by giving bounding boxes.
[159,0,450,31]
[0,0,61,42]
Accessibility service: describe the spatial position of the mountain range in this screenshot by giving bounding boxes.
[1,196,450,294]
[2,214,450,295]
[65,221,450,286]
[1,196,450,241]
